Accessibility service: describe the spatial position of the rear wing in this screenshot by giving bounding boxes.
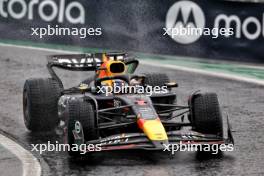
[47,53,103,71]
[46,52,139,87]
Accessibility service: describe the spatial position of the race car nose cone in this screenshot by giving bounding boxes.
[137,118,168,141]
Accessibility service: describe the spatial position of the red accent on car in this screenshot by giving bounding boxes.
[101,144,136,151]
[137,118,145,129]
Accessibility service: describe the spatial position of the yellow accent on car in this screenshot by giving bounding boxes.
[78,83,89,90]
[142,119,168,141]
[98,55,127,86]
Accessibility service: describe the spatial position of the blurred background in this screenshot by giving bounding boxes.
[0,0,264,63]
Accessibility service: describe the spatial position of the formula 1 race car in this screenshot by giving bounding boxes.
[23,52,234,156]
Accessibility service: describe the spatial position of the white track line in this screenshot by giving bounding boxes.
[141,61,264,86]
[0,134,41,176]
[0,42,264,86]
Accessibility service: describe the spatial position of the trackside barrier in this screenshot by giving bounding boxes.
[0,0,263,62]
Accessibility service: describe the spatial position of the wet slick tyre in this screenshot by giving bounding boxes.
[144,73,170,87]
[23,78,61,132]
[67,100,98,157]
[192,93,223,137]
[192,93,223,155]
[144,73,175,118]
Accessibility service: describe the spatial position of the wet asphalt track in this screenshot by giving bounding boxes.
[0,45,264,176]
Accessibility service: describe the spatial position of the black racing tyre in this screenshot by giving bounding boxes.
[23,78,61,132]
[143,73,170,87]
[192,93,223,137]
[67,100,98,156]
[144,73,175,118]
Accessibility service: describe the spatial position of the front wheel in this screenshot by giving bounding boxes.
[190,93,224,155]
[67,100,98,157]
[191,92,223,137]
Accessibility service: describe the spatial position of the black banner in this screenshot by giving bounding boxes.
[0,0,263,62]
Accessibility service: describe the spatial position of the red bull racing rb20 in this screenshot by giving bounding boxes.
[23,52,234,157]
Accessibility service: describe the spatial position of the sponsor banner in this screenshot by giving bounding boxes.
[0,0,263,62]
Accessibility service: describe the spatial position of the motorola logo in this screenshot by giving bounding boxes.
[0,0,85,24]
[165,0,205,44]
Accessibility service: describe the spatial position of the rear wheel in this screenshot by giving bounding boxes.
[143,73,170,87]
[143,73,175,118]
[23,78,61,132]
[67,100,98,157]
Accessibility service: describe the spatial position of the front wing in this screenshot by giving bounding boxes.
[84,130,233,151]
[72,117,234,152]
